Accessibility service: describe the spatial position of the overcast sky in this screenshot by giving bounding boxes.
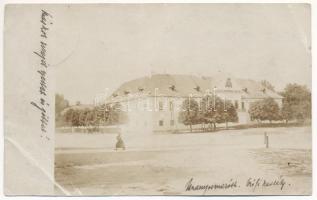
[52,4,311,105]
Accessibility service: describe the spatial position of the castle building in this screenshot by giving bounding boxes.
[106,74,283,132]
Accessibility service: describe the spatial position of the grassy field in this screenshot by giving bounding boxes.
[55,126,311,195]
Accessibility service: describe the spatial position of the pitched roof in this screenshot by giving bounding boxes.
[107,74,282,102]
[235,78,282,99]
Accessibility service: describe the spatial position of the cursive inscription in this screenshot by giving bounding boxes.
[185,178,238,194]
[246,176,287,191]
[30,9,53,140]
[185,176,289,194]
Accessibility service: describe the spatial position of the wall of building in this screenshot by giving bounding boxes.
[111,94,283,133]
[150,96,195,132]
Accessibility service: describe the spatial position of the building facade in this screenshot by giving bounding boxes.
[106,74,283,132]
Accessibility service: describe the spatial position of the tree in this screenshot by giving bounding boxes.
[280,83,311,123]
[224,99,239,128]
[249,98,280,123]
[281,101,292,124]
[95,103,128,126]
[78,109,93,126]
[55,94,69,126]
[200,95,219,130]
[178,98,199,132]
[200,95,238,131]
[67,109,80,126]
[62,108,74,126]
[108,103,128,125]
[95,104,108,125]
[63,108,98,127]
[86,108,99,126]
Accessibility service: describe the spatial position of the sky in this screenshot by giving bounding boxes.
[52,4,311,105]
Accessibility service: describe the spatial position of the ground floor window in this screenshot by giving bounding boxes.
[170,120,174,126]
[159,120,164,126]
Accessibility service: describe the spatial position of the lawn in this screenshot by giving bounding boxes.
[55,126,311,195]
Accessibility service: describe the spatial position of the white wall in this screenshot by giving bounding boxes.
[111,94,283,132]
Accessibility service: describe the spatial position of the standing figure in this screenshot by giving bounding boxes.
[115,133,125,150]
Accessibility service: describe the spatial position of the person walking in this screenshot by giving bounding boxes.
[115,133,125,150]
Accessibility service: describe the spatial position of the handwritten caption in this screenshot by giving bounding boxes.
[30,10,53,140]
[185,176,289,194]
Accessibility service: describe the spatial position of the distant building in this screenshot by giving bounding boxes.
[106,74,283,132]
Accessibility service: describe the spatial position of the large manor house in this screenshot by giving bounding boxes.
[106,74,283,132]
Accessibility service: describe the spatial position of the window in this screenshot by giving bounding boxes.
[143,102,147,111]
[169,101,174,111]
[235,100,239,109]
[159,101,163,111]
[169,85,176,91]
[159,120,164,126]
[241,102,245,110]
[170,120,175,126]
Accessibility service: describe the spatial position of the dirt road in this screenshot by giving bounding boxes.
[55,126,311,195]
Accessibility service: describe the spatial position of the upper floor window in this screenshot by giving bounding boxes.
[169,85,176,91]
[159,101,163,111]
[194,86,200,92]
[169,101,174,111]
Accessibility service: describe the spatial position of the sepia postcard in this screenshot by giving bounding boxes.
[4,3,312,196]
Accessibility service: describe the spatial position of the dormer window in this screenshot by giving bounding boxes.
[124,90,130,95]
[169,85,176,91]
[225,78,232,88]
[138,87,144,92]
[194,86,201,92]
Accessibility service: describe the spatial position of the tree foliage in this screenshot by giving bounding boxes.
[60,102,127,127]
[55,94,69,118]
[178,95,238,131]
[55,94,70,126]
[280,83,311,122]
[200,95,238,130]
[249,98,280,123]
[178,98,199,132]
